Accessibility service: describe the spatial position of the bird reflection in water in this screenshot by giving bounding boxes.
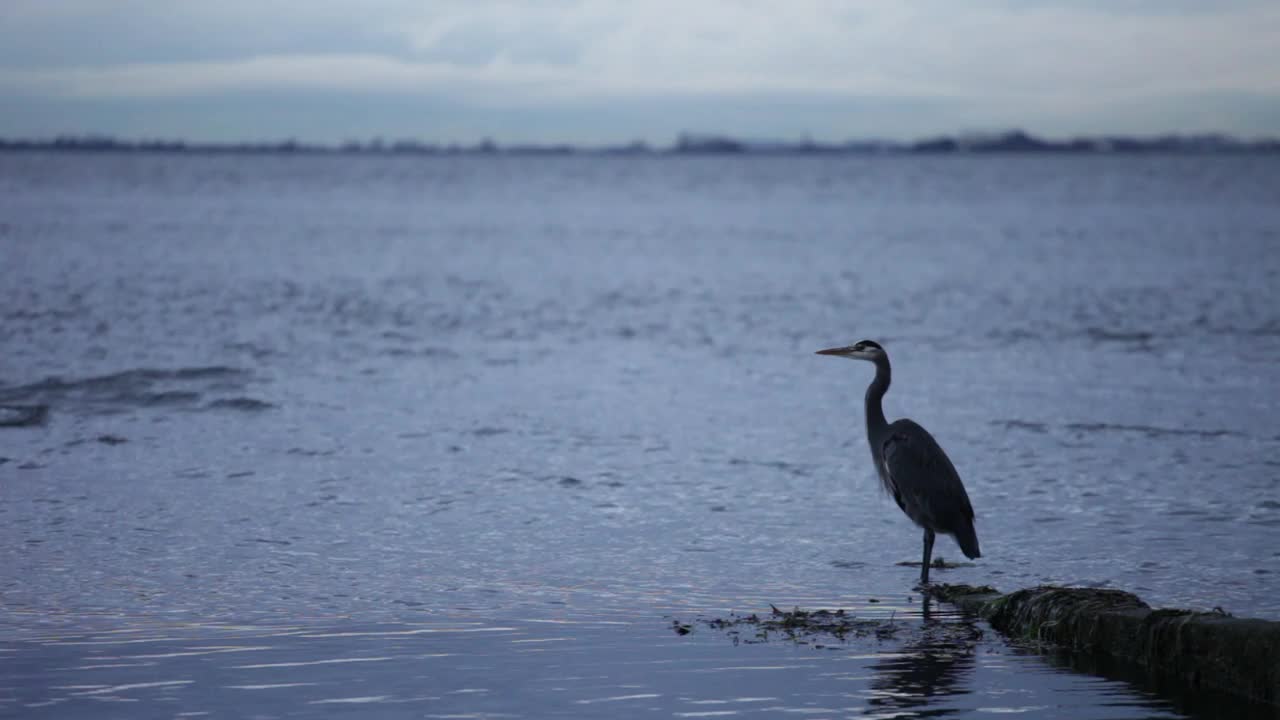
[866,595,982,717]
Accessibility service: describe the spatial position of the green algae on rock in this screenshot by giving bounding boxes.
[927,583,1280,707]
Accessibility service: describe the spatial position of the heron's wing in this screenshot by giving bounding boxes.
[881,419,975,532]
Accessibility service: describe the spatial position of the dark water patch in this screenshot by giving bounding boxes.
[1085,327,1156,344]
[206,397,275,412]
[470,426,510,437]
[535,474,580,484]
[96,434,127,445]
[286,448,337,457]
[380,345,462,360]
[224,340,275,360]
[1042,646,1280,720]
[382,344,460,360]
[985,327,1044,346]
[168,367,243,381]
[727,457,815,477]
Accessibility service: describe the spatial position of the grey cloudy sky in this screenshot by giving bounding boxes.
[2,1,1278,144]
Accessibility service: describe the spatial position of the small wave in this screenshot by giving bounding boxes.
[1063,422,1242,439]
[138,390,202,407]
[995,418,1246,441]
[990,419,1048,434]
[0,366,254,416]
[0,366,245,399]
[0,403,48,427]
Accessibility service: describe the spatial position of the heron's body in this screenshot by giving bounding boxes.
[818,340,980,584]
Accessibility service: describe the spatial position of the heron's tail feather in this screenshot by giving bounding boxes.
[952,523,981,559]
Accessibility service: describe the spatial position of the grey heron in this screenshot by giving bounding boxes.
[816,340,980,585]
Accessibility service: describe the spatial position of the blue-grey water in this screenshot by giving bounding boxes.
[2,152,1278,718]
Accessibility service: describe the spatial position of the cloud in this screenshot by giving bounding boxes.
[0,55,567,100]
[1,0,1277,140]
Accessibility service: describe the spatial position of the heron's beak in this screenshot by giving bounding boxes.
[815,346,854,357]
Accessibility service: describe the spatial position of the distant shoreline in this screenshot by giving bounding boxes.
[3,130,1278,156]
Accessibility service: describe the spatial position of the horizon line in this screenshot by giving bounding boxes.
[3,129,1279,156]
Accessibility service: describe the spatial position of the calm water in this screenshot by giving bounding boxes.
[2,152,1278,718]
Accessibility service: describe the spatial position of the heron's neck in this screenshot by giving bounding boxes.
[864,358,891,437]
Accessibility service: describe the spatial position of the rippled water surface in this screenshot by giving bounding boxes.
[2,152,1279,718]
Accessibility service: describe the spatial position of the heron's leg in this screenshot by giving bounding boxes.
[921,529,936,585]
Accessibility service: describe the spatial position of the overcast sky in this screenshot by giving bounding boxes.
[2,1,1278,144]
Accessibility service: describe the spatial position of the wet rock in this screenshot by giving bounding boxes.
[928,583,1280,707]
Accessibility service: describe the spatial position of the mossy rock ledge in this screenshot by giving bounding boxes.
[927,583,1280,707]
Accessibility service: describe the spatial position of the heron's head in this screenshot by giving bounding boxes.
[815,339,885,362]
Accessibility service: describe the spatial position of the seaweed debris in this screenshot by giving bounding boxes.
[675,605,901,647]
